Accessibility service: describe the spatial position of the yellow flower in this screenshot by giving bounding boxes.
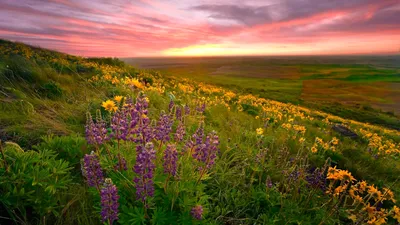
[125,78,144,89]
[392,206,400,222]
[311,146,318,153]
[256,128,264,135]
[102,100,118,112]
[348,214,357,222]
[114,96,123,102]
[255,116,259,120]
[331,137,339,145]
[299,137,305,143]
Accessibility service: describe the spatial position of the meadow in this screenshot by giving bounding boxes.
[0,39,400,225]
[124,56,400,130]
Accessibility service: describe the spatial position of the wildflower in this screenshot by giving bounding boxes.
[85,113,108,145]
[255,116,259,120]
[110,110,128,141]
[331,137,339,145]
[184,104,190,115]
[126,78,144,89]
[392,206,400,222]
[168,99,174,113]
[382,188,396,203]
[256,128,264,135]
[163,144,178,176]
[100,178,119,224]
[193,131,219,169]
[191,205,203,220]
[114,96,123,102]
[299,137,305,143]
[305,168,326,191]
[111,77,120,84]
[155,113,173,143]
[133,142,156,204]
[102,100,118,112]
[82,152,104,188]
[348,214,357,222]
[311,146,318,153]
[174,121,186,142]
[175,106,182,121]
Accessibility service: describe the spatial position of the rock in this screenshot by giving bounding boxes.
[332,124,359,139]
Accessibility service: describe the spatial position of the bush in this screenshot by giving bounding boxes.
[0,142,73,224]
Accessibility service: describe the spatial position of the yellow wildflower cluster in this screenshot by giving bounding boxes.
[311,137,339,153]
[124,77,145,89]
[359,129,399,156]
[326,167,399,224]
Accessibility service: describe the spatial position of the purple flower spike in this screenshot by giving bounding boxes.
[174,121,186,142]
[175,106,182,121]
[133,142,156,204]
[163,144,178,176]
[110,110,128,141]
[193,131,219,169]
[155,113,173,142]
[82,152,104,188]
[100,178,120,224]
[168,99,175,113]
[85,113,108,145]
[191,205,203,220]
[184,104,190,116]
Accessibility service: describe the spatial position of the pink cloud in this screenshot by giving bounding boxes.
[0,0,399,56]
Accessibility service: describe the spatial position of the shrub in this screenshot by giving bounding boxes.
[0,142,73,224]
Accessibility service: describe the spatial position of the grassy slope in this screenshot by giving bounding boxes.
[0,40,137,147]
[1,40,400,225]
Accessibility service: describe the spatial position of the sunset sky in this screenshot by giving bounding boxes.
[1,0,399,57]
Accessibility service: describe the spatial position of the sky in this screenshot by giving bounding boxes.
[0,0,399,57]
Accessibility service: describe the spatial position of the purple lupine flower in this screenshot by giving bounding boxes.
[110,109,128,141]
[175,106,182,121]
[85,113,96,145]
[100,178,119,224]
[184,104,190,115]
[192,124,204,145]
[82,152,104,188]
[182,124,204,155]
[191,205,203,220]
[133,142,156,204]
[168,99,174,113]
[193,131,219,169]
[85,113,108,145]
[305,167,326,191]
[174,121,186,142]
[196,103,206,113]
[155,112,173,142]
[163,144,178,176]
[127,94,153,144]
[114,154,128,171]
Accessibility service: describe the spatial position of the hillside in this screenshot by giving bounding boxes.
[0,40,400,225]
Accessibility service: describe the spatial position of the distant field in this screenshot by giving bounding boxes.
[123,56,400,129]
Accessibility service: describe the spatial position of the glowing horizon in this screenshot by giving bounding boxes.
[0,0,399,57]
